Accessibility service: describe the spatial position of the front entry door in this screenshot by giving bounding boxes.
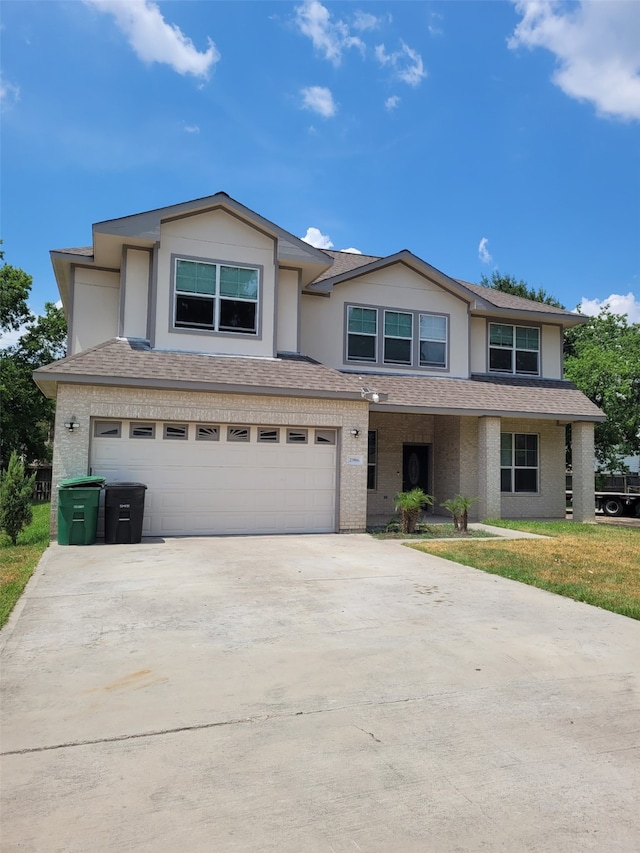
[402,444,430,496]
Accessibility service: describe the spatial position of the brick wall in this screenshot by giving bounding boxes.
[51,384,370,535]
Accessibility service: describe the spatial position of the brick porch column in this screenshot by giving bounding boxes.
[572,421,596,523]
[478,416,501,520]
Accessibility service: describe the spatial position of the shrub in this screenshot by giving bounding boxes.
[0,452,36,545]
[441,494,478,533]
[394,488,434,534]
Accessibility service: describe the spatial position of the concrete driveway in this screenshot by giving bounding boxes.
[1,534,639,852]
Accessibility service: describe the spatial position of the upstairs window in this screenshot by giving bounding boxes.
[346,304,448,371]
[419,314,447,368]
[384,311,412,365]
[489,323,539,375]
[174,259,259,335]
[347,306,377,362]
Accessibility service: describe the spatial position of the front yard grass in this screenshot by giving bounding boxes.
[408,520,640,620]
[0,502,50,629]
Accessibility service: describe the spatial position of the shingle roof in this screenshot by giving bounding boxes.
[35,339,603,421]
[313,250,382,283]
[456,280,579,317]
[357,372,604,421]
[52,247,94,257]
[33,339,363,399]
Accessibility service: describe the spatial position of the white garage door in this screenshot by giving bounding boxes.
[90,420,338,536]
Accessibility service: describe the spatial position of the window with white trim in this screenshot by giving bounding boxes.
[174,259,259,335]
[501,433,538,493]
[489,323,539,375]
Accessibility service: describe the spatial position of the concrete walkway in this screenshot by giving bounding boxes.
[1,534,639,852]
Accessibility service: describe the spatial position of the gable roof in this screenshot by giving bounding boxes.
[306,250,584,324]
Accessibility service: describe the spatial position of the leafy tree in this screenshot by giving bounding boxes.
[564,310,640,472]
[0,258,67,465]
[480,271,566,309]
[0,452,36,545]
[1,262,33,332]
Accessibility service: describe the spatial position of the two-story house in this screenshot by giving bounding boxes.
[35,192,603,536]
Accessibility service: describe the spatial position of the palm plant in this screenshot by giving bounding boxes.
[394,488,434,533]
[441,494,478,533]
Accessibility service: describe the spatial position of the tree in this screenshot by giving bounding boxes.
[0,262,33,333]
[480,271,566,309]
[564,310,640,472]
[0,452,36,545]
[0,258,67,466]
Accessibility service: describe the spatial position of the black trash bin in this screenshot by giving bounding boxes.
[104,482,147,544]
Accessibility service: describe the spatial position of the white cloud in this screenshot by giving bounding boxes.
[428,12,444,37]
[301,227,334,249]
[352,11,380,32]
[182,123,200,133]
[301,227,362,254]
[295,0,364,66]
[509,0,640,122]
[375,41,426,86]
[301,85,336,118]
[0,76,20,108]
[385,95,400,110]
[579,292,640,323]
[478,237,493,265]
[84,0,219,78]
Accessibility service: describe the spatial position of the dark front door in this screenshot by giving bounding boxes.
[402,444,430,495]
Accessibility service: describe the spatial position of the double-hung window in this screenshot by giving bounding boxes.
[347,306,377,361]
[501,433,538,493]
[489,323,539,375]
[174,259,259,335]
[384,311,412,365]
[419,313,447,367]
[346,304,448,370]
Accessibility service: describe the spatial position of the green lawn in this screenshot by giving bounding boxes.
[0,502,51,628]
[408,520,640,620]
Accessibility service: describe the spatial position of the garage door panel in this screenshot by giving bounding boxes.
[91,420,337,535]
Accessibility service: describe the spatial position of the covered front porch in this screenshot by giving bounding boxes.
[365,409,596,527]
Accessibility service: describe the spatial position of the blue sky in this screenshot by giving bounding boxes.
[2,0,639,337]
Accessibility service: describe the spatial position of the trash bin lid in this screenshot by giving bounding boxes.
[105,482,147,489]
[59,476,106,489]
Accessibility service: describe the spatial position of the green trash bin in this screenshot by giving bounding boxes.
[57,477,105,545]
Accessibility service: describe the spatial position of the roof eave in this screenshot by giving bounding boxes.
[31,370,364,402]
